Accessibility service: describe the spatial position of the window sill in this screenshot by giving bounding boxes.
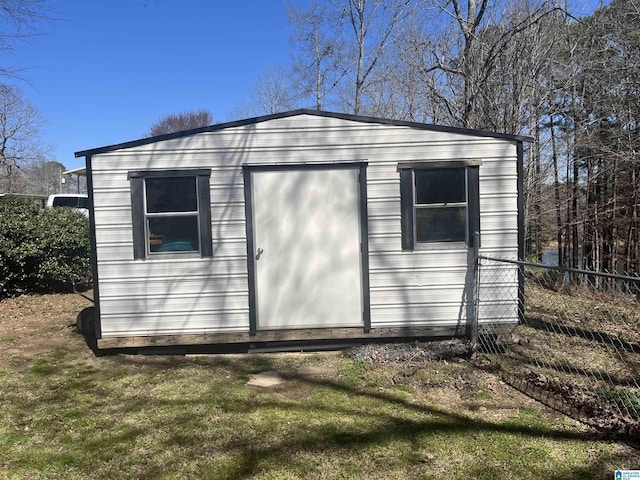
[413,241,469,252]
[141,252,203,260]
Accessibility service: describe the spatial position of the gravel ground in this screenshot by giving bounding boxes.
[347,339,472,364]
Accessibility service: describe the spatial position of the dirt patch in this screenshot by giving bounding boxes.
[345,340,638,437]
[0,292,93,361]
[471,282,640,440]
[245,363,339,400]
[248,371,286,387]
[508,369,640,438]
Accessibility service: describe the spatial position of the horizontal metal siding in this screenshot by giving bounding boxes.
[97,258,247,281]
[371,304,473,326]
[100,292,249,315]
[97,240,246,262]
[99,275,247,297]
[91,114,518,337]
[99,312,249,337]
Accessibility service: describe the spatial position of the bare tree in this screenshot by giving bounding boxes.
[0,1,53,192]
[277,0,414,116]
[22,159,63,194]
[416,0,565,129]
[288,2,346,110]
[251,66,301,115]
[0,0,50,78]
[554,0,640,273]
[147,109,213,137]
[0,84,44,193]
[338,0,414,114]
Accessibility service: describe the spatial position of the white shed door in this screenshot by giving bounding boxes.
[251,167,363,330]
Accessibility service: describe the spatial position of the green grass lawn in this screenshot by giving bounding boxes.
[0,293,638,479]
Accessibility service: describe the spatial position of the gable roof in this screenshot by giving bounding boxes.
[74,109,531,158]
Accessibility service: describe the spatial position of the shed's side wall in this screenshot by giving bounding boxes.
[90,115,518,337]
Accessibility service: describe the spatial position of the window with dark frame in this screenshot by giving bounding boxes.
[400,163,480,251]
[414,168,467,243]
[128,169,213,260]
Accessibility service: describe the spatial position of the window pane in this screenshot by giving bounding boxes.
[53,196,83,207]
[415,168,466,204]
[416,206,466,242]
[146,177,197,213]
[148,216,199,252]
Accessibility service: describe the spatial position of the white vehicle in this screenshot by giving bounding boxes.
[46,194,89,216]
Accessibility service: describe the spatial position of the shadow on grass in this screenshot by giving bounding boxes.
[13,340,638,479]
[250,360,637,479]
[117,356,629,478]
[65,305,637,478]
[525,314,640,355]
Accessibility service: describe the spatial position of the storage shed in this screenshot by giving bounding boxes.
[75,110,526,351]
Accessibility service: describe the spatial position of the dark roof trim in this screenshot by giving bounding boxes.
[397,159,483,170]
[74,109,532,158]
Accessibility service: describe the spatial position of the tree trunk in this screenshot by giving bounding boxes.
[572,133,579,273]
[551,121,563,265]
[533,121,542,261]
[584,155,594,271]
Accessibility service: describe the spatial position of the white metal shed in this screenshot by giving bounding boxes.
[75,110,527,351]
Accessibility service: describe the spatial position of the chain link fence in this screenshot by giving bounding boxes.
[473,255,640,437]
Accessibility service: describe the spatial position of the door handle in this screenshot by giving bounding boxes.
[256,247,264,260]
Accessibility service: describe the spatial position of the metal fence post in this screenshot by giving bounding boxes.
[470,231,480,350]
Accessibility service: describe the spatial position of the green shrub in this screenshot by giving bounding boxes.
[0,197,91,298]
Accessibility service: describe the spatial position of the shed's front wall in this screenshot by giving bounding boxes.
[90,114,518,338]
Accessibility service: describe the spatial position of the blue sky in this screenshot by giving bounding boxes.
[6,1,295,170]
[5,1,605,172]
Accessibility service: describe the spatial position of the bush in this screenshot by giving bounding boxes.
[0,197,91,298]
